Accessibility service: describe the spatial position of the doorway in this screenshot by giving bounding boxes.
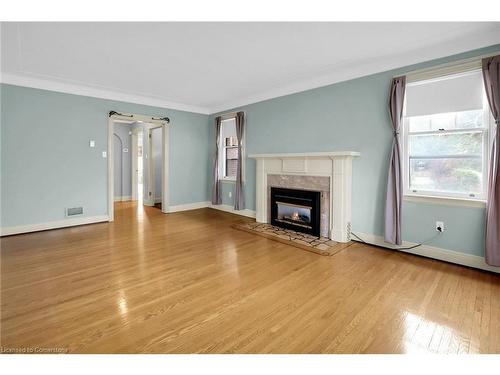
[131,129,144,204]
[113,122,134,202]
[147,126,164,210]
[108,113,170,221]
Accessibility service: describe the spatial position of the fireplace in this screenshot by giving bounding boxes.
[270,187,321,237]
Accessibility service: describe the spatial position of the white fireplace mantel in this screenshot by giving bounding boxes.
[249,151,360,243]
[248,151,360,159]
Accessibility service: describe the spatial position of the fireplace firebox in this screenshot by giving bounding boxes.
[270,187,321,237]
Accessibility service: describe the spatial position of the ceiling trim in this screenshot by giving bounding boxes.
[0,72,211,115]
[2,27,499,116]
[208,33,500,114]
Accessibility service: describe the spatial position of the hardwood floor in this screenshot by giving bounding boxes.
[1,202,499,353]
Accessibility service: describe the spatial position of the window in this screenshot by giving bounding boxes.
[403,68,492,201]
[224,136,238,179]
[219,117,242,181]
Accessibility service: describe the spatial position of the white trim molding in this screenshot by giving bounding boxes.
[165,201,256,218]
[0,215,110,236]
[1,72,210,115]
[106,199,258,219]
[354,232,499,274]
[249,151,360,243]
[166,201,211,213]
[114,195,132,202]
[108,114,170,221]
[404,194,486,208]
[209,204,256,219]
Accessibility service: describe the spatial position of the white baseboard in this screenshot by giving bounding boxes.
[114,196,132,202]
[164,200,256,218]
[354,232,500,274]
[209,204,256,219]
[0,215,110,236]
[166,201,211,213]
[154,198,162,204]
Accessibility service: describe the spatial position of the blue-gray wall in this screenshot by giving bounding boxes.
[113,123,132,199]
[1,84,209,227]
[210,44,500,257]
[2,44,499,258]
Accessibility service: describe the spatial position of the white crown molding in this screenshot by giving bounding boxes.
[0,72,211,115]
[354,232,499,274]
[2,30,499,116]
[208,35,500,114]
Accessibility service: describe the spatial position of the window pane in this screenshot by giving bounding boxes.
[456,110,483,129]
[408,110,483,132]
[225,137,238,146]
[225,147,238,178]
[226,147,238,160]
[409,132,483,157]
[409,158,482,194]
[225,159,238,178]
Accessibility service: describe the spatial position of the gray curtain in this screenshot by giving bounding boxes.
[234,111,245,210]
[384,76,406,245]
[483,55,500,266]
[211,116,222,205]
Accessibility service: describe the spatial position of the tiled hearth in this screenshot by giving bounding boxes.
[233,222,352,256]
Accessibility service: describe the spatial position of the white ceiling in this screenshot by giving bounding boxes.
[2,22,500,114]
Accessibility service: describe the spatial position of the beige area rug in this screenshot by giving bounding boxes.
[232,222,353,256]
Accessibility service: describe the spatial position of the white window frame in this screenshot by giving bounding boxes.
[401,65,493,203]
[218,116,245,183]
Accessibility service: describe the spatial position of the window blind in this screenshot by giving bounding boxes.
[405,70,484,117]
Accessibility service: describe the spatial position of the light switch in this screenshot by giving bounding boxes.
[102,151,107,158]
[89,140,95,148]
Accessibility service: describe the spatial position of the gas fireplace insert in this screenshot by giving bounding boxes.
[270,187,321,237]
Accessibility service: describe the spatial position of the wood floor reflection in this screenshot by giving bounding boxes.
[1,202,499,353]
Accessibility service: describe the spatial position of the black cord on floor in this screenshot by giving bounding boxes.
[350,231,441,251]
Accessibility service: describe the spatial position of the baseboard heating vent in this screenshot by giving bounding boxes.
[66,207,84,217]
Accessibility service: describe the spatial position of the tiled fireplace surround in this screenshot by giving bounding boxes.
[249,152,360,243]
[267,175,330,237]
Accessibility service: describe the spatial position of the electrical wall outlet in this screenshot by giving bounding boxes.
[436,221,444,232]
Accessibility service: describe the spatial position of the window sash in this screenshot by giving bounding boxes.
[223,145,238,179]
[400,61,495,201]
[402,117,490,201]
[409,154,482,160]
[217,116,244,182]
[407,128,485,137]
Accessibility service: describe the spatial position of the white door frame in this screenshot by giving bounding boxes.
[131,130,138,201]
[108,113,170,221]
[144,125,164,207]
[131,127,143,201]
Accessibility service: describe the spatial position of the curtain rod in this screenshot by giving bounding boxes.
[217,110,245,120]
[393,50,499,79]
[109,111,170,123]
